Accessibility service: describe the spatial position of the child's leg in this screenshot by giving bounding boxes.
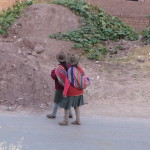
[59,109,69,125]
[75,107,80,122]
[69,108,73,118]
[72,107,81,125]
[47,103,59,118]
[64,109,69,122]
[52,103,59,116]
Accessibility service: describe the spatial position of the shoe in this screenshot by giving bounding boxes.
[71,121,81,125]
[59,121,68,126]
[69,115,73,118]
[47,114,56,119]
[63,115,73,118]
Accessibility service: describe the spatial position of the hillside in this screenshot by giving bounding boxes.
[0,2,150,118]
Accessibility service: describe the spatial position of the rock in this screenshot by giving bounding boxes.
[13,30,18,34]
[45,102,51,107]
[18,49,22,54]
[32,51,38,57]
[7,107,12,111]
[27,55,37,62]
[7,105,19,111]
[16,23,22,27]
[133,45,140,49]
[109,49,118,55]
[26,50,32,55]
[16,98,24,105]
[23,38,35,49]
[34,44,45,54]
[2,33,9,38]
[120,39,127,45]
[137,56,145,62]
[40,103,47,109]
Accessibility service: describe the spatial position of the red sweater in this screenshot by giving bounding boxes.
[66,84,83,96]
[63,77,83,96]
[51,69,63,90]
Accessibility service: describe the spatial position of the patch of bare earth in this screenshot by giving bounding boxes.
[85,0,150,31]
[0,3,150,119]
[81,58,150,119]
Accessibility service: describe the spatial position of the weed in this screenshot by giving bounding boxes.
[142,28,150,44]
[146,15,150,27]
[0,137,24,150]
[0,0,33,35]
[115,45,123,51]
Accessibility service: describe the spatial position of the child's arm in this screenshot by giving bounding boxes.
[51,69,58,81]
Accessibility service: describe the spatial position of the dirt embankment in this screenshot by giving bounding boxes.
[0,3,80,110]
[0,3,150,118]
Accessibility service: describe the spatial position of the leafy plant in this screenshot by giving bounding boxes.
[146,15,150,27]
[50,0,138,60]
[115,45,123,51]
[87,47,108,60]
[0,0,33,35]
[142,28,150,44]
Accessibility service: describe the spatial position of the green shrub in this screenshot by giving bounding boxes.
[50,0,138,60]
[87,47,108,60]
[142,28,150,44]
[0,0,33,35]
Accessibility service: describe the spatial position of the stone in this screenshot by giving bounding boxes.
[7,105,18,111]
[23,38,35,49]
[45,102,51,107]
[137,56,145,62]
[34,44,45,54]
[120,39,127,45]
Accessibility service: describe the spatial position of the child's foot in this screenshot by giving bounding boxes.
[63,115,73,118]
[71,121,81,125]
[47,114,56,119]
[59,121,68,126]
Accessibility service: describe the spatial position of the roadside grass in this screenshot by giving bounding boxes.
[0,0,32,35]
[107,46,150,71]
[0,137,24,150]
[128,46,150,70]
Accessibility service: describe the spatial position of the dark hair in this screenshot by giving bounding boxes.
[60,61,68,71]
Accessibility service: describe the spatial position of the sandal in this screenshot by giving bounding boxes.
[69,115,73,118]
[47,114,56,119]
[71,121,81,125]
[59,121,68,126]
[63,115,73,118]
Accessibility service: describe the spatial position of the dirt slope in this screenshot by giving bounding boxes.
[0,3,80,110]
[0,3,150,118]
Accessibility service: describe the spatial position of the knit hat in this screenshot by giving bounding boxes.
[56,51,67,62]
[69,54,80,65]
